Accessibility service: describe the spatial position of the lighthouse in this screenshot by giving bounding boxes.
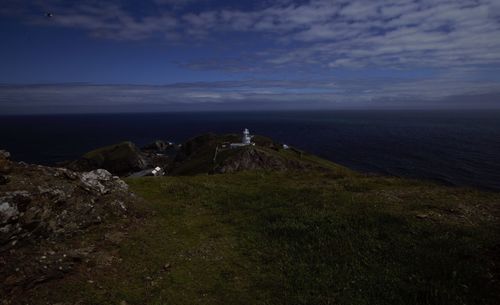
[242,128,252,145]
[230,128,255,148]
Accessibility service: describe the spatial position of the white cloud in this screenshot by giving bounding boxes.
[9,0,500,71]
[1,77,499,113]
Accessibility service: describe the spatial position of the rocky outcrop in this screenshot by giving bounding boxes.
[214,147,311,173]
[62,141,149,176]
[0,150,10,159]
[62,141,172,177]
[0,151,141,295]
[80,168,129,194]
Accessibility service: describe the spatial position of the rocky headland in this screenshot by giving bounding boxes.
[0,150,144,299]
[60,133,342,177]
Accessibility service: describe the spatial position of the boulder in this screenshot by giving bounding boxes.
[0,200,19,225]
[0,150,10,160]
[81,169,115,194]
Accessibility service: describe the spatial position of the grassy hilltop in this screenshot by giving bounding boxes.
[169,133,345,175]
[6,134,500,305]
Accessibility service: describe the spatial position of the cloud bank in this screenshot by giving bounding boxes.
[1,79,499,114]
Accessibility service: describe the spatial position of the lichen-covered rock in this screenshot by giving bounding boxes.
[0,156,141,295]
[0,150,10,160]
[0,201,18,221]
[0,166,134,251]
[80,169,113,194]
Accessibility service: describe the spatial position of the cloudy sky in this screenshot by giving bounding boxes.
[1,0,500,113]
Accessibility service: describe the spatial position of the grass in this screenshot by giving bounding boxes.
[24,170,499,305]
[172,140,351,176]
[169,132,342,176]
[83,141,137,161]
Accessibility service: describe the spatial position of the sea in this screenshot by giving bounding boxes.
[1,110,499,191]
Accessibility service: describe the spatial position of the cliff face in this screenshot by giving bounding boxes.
[0,151,142,296]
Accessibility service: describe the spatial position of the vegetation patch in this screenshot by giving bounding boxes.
[21,170,499,305]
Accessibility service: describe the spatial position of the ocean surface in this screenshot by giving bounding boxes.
[1,110,499,190]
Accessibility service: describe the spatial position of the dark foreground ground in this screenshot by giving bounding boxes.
[19,169,500,305]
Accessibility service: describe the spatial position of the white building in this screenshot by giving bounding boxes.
[242,128,252,144]
[230,128,255,148]
[151,166,164,176]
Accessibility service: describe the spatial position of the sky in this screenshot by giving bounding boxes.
[1,0,500,113]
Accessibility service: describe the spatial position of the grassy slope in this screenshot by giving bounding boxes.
[169,133,293,176]
[171,142,349,176]
[83,141,139,162]
[31,169,499,305]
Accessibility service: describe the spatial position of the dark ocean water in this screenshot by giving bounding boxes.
[1,110,499,190]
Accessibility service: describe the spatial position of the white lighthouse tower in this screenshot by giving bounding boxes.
[230,128,255,148]
[242,128,252,145]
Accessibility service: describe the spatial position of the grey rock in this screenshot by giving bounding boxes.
[0,201,19,224]
[80,169,114,194]
[0,159,139,296]
[0,150,10,160]
[85,168,113,181]
[114,178,129,191]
